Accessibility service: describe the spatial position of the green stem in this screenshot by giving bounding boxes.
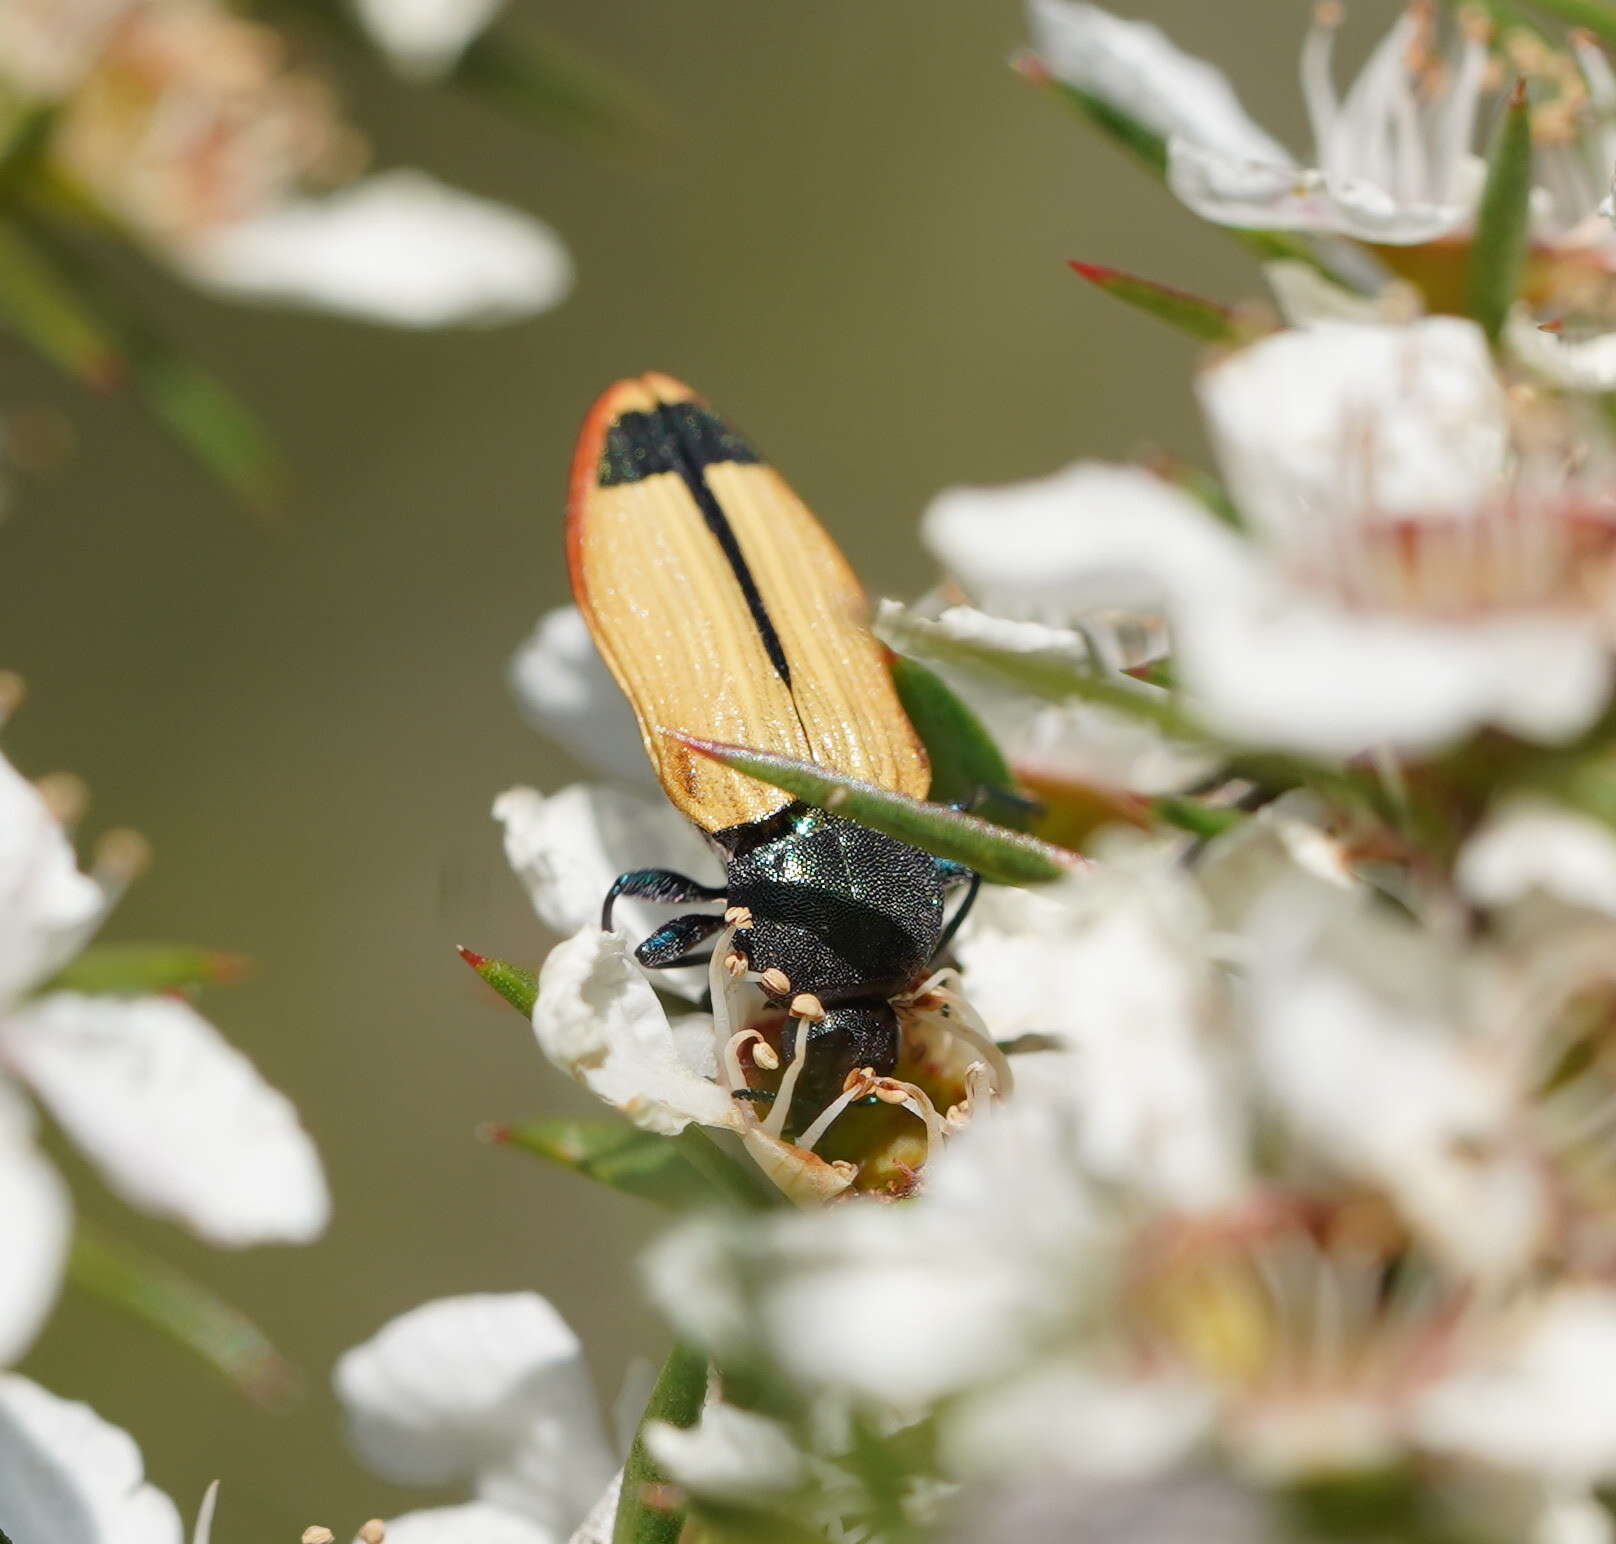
[614,1341,708,1544]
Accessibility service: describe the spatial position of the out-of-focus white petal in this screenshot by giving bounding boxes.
[1246,904,1545,1279]
[0,750,104,1007]
[1507,307,1616,392]
[1169,140,1467,243]
[1199,318,1509,545]
[956,871,1246,1211]
[352,0,504,77]
[1536,1495,1615,1544]
[0,1375,181,1544]
[645,1406,803,1501]
[363,1503,557,1544]
[336,1294,614,1536]
[180,171,572,328]
[942,1361,1215,1483]
[190,1481,218,1544]
[2,993,329,1247]
[0,1084,70,1367]
[508,608,651,786]
[0,0,132,99]
[1179,588,1612,755]
[1459,798,1616,918]
[921,462,1245,618]
[1027,0,1290,165]
[495,783,719,1002]
[1416,1289,1616,1482]
[1264,261,1423,328]
[531,928,733,1135]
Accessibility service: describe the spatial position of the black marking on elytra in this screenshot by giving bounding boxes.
[599,402,791,685]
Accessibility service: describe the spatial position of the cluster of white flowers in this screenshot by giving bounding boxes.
[0,0,569,326]
[420,6,1616,1543]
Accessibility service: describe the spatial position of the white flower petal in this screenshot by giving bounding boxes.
[921,462,1244,619]
[180,171,571,328]
[1178,590,1612,755]
[2,993,328,1246]
[508,608,652,786]
[0,1375,181,1544]
[1263,261,1423,328]
[565,1472,620,1544]
[1169,140,1466,243]
[1027,0,1290,165]
[645,1406,803,1501]
[531,928,733,1135]
[495,783,720,1003]
[1416,1289,1616,1482]
[0,1084,70,1367]
[335,1294,614,1536]
[1507,307,1616,392]
[1536,1494,1614,1544]
[363,1503,558,1544]
[1459,798,1616,918]
[352,0,504,77]
[957,872,1245,1210]
[0,749,104,1007]
[1199,318,1509,545]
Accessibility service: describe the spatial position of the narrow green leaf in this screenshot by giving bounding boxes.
[458,946,538,1016]
[615,1341,708,1544]
[41,943,248,996]
[1151,795,1246,840]
[887,654,1025,824]
[1468,79,1534,344]
[490,1118,771,1210]
[670,732,1080,886]
[883,606,1207,744]
[0,219,122,387]
[69,1222,296,1409]
[1068,260,1236,342]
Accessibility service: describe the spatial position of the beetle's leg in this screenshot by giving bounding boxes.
[635,912,728,970]
[601,868,725,931]
[931,862,981,962]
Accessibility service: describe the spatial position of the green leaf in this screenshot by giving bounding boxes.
[669,732,1080,886]
[458,946,538,1016]
[615,1341,708,1544]
[68,1222,296,1409]
[1068,260,1237,342]
[1150,794,1246,840]
[0,218,122,387]
[41,943,248,996]
[1467,79,1534,344]
[490,1118,773,1210]
[887,654,1025,823]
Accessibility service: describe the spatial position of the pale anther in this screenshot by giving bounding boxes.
[723,905,751,926]
[753,1040,781,1071]
[302,1530,335,1544]
[360,1523,387,1544]
[790,992,825,1021]
[760,966,791,996]
[723,951,747,978]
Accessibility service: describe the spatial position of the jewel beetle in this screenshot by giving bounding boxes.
[567,373,979,1131]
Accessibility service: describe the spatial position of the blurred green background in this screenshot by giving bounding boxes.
[0,0,1394,1533]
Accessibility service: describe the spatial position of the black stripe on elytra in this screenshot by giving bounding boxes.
[598,402,792,686]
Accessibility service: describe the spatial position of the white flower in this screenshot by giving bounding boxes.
[334,1293,619,1543]
[0,739,328,1361]
[508,607,651,787]
[0,1373,183,1544]
[351,0,505,78]
[0,0,131,100]
[180,171,572,327]
[927,318,1616,757]
[1029,0,1488,244]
